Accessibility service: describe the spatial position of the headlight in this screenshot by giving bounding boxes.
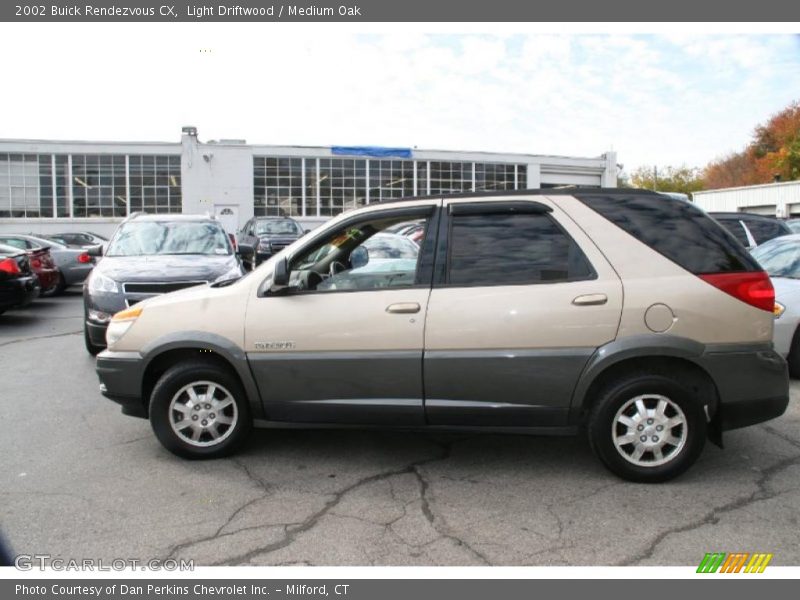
[106,305,142,348]
[258,239,272,251]
[88,271,119,294]
[213,264,245,284]
[774,302,786,318]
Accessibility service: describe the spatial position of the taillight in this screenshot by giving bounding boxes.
[31,258,42,269]
[77,252,92,264]
[0,257,21,275]
[229,233,237,250]
[698,271,775,312]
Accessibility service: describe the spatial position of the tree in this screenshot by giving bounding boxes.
[628,165,705,195]
[703,101,800,189]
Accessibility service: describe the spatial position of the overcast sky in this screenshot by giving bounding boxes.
[1,25,798,173]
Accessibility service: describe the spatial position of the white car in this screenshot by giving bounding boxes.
[752,234,800,376]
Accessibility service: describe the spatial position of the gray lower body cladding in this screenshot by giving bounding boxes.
[95,341,789,434]
[697,344,789,430]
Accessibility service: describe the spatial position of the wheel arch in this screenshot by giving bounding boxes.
[570,335,722,445]
[139,332,264,420]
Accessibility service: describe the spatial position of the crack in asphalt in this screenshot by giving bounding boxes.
[163,459,276,561]
[618,450,800,566]
[203,437,471,566]
[0,330,81,349]
[411,463,492,565]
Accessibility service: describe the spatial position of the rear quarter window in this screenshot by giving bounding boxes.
[742,218,790,245]
[576,194,761,274]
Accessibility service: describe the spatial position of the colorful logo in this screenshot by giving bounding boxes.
[697,552,773,573]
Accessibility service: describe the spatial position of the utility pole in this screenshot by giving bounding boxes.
[653,165,658,192]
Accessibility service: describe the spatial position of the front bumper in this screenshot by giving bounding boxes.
[96,350,147,418]
[700,345,789,431]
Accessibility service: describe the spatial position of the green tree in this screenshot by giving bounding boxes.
[629,165,705,195]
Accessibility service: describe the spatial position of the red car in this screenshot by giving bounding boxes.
[25,247,60,295]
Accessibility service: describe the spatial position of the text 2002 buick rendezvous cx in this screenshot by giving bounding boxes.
[95,190,789,482]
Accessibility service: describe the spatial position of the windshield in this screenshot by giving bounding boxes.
[256,220,302,236]
[107,221,232,257]
[752,240,800,278]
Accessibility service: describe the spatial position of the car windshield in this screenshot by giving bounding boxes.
[256,220,302,235]
[107,221,231,257]
[752,240,800,278]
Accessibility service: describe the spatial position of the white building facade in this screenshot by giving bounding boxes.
[693,181,800,218]
[0,128,617,236]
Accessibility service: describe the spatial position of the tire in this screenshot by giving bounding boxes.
[787,327,800,379]
[149,360,252,459]
[84,324,104,356]
[50,273,67,296]
[587,373,706,483]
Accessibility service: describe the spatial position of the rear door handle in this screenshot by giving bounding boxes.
[572,293,608,306]
[386,302,421,314]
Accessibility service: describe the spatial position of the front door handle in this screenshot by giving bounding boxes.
[386,302,421,314]
[572,293,608,306]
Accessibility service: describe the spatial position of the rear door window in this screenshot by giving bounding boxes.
[742,218,789,244]
[445,211,595,286]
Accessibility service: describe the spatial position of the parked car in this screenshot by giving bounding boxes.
[786,219,800,234]
[95,189,788,483]
[83,213,248,355]
[0,239,60,295]
[49,231,109,248]
[0,243,40,315]
[710,212,791,250]
[0,234,94,294]
[237,217,306,268]
[752,234,800,377]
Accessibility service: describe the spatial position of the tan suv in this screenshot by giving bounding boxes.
[95,190,789,482]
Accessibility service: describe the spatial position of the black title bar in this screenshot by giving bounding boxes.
[3,0,800,21]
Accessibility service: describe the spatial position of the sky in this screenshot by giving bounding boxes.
[1,24,799,173]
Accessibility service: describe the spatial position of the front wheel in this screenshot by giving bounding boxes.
[84,324,104,356]
[149,360,252,459]
[587,373,706,483]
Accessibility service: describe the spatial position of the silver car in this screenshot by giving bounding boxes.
[752,234,800,377]
[0,233,95,293]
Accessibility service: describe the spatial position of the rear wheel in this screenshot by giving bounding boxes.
[149,360,252,459]
[787,327,800,379]
[49,273,67,296]
[587,373,706,483]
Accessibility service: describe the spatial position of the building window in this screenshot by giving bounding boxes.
[70,154,127,217]
[369,160,415,201]
[128,155,181,215]
[318,158,367,217]
[0,153,55,218]
[475,163,523,192]
[429,161,473,195]
[254,157,304,217]
[55,155,69,217]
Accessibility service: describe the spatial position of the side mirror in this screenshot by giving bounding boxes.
[350,246,369,269]
[273,257,290,287]
[304,229,311,235]
[236,242,255,259]
[87,244,103,257]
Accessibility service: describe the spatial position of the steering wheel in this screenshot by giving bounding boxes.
[329,261,347,276]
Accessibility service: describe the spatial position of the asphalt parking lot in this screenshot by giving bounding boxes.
[2,293,799,567]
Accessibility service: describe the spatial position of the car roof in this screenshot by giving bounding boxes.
[126,213,219,223]
[709,212,781,221]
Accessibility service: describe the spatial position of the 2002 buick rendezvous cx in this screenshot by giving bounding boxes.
[95,189,789,482]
